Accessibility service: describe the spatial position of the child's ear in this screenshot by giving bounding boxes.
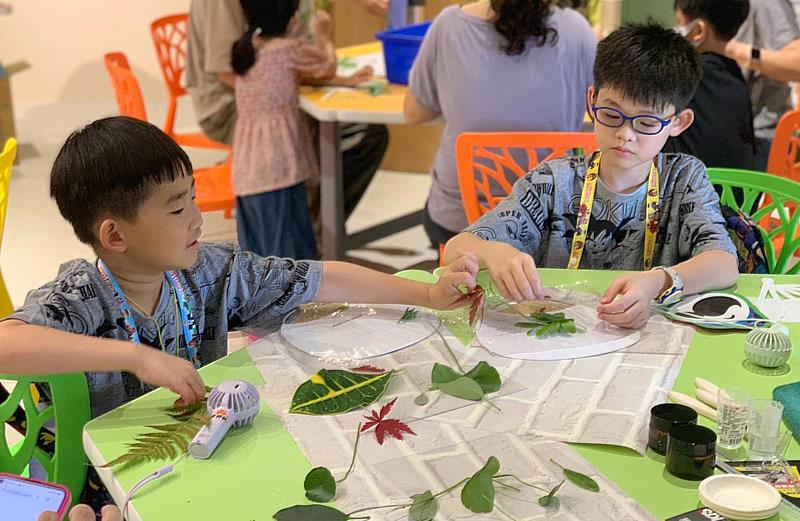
[97,218,128,254]
[668,108,694,137]
[586,86,596,121]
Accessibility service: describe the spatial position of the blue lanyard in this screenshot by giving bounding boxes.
[96,260,201,368]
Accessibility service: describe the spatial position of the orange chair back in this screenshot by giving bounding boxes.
[103,52,148,121]
[767,108,800,184]
[151,14,189,134]
[151,13,229,150]
[455,132,598,224]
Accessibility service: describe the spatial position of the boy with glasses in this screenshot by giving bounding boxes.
[443,23,739,330]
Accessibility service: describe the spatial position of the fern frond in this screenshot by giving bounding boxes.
[100,403,210,468]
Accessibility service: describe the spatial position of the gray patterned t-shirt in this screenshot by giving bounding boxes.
[8,242,322,417]
[465,153,737,270]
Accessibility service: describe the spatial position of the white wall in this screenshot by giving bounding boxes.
[1,0,197,142]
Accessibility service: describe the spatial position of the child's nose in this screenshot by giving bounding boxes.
[614,121,636,142]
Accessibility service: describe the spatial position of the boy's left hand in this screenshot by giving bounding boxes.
[427,251,480,310]
[596,270,667,329]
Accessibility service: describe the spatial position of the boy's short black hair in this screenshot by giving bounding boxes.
[593,22,703,113]
[674,0,750,41]
[50,116,193,245]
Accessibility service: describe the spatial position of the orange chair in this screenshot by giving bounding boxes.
[151,13,228,150]
[103,52,235,218]
[762,108,800,256]
[455,131,598,224]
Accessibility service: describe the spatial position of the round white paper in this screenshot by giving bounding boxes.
[280,304,438,360]
[477,304,641,361]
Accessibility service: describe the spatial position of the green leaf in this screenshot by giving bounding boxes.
[398,307,420,323]
[464,361,501,394]
[289,369,394,415]
[273,505,350,521]
[409,490,439,521]
[431,363,462,387]
[563,468,600,492]
[461,456,501,513]
[304,467,336,503]
[538,480,564,507]
[550,459,600,492]
[438,377,485,401]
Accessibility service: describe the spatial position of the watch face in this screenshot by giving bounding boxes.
[751,47,761,61]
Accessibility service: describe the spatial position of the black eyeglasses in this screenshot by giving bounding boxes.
[591,105,677,136]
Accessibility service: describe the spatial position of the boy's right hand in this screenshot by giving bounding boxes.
[479,242,546,302]
[132,347,206,407]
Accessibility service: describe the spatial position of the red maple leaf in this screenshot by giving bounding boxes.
[361,398,416,445]
[450,285,485,328]
[351,365,385,374]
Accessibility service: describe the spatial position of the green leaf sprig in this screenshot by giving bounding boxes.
[276,456,600,520]
[427,326,501,410]
[302,424,363,503]
[514,312,582,338]
[398,307,419,323]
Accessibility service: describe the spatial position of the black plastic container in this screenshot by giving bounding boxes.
[665,424,717,481]
[648,403,698,455]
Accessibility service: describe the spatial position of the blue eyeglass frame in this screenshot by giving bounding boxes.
[590,105,678,135]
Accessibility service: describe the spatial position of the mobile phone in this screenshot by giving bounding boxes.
[0,473,71,521]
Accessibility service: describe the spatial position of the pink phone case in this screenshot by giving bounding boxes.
[0,472,72,519]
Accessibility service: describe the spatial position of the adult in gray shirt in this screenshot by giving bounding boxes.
[404,0,597,251]
[724,0,800,170]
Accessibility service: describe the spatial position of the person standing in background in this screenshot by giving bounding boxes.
[723,0,800,170]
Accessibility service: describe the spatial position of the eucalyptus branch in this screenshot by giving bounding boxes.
[346,502,413,516]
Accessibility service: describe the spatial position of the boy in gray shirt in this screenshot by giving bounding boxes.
[444,23,738,330]
[0,117,478,418]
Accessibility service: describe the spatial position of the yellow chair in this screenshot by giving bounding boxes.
[0,138,16,318]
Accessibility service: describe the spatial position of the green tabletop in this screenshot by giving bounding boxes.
[83,269,800,520]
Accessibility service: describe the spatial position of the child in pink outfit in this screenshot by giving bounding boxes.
[231,0,371,258]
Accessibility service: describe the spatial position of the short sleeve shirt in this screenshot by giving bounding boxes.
[7,243,322,417]
[464,154,737,270]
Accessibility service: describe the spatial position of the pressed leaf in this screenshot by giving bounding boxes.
[273,505,350,521]
[464,361,501,394]
[304,467,337,503]
[538,480,564,507]
[409,490,438,521]
[289,369,395,415]
[374,419,416,445]
[430,363,461,387]
[461,456,500,513]
[438,377,485,401]
[399,307,420,323]
[350,365,384,374]
[563,468,600,492]
[550,459,600,492]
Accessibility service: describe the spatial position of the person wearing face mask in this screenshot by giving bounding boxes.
[663,0,756,174]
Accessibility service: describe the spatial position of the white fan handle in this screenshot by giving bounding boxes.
[189,407,233,459]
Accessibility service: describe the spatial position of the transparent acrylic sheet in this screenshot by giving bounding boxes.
[245,324,526,425]
[477,288,641,361]
[280,303,440,360]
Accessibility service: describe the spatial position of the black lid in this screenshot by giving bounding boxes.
[667,424,717,457]
[650,403,698,431]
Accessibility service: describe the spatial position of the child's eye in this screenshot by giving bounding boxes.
[171,208,185,215]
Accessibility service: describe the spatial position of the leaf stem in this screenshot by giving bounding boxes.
[432,477,470,499]
[483,396,502,412]
[346,502,413,516]
[549,459,565,470]
[494,502,519,521]
[493,474,550,493]
[434,324,465,374]
[336,423,362,484]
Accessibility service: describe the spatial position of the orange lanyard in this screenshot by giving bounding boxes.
[567,153,660,270]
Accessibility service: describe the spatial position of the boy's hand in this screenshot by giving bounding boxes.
[480,242,545,302]
[311,10,333,39]
[132,347,206,407]
[428,251,480,309]
[596,270,667,329]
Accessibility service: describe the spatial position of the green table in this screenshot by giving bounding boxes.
[83,269,800,520]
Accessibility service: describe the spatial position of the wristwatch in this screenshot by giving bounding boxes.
[652,265,684,306]
[751,46,762,63]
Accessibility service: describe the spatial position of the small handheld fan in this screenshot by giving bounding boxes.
[189,380,260,459]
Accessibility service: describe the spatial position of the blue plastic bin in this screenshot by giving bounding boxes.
[375,21,431,85]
